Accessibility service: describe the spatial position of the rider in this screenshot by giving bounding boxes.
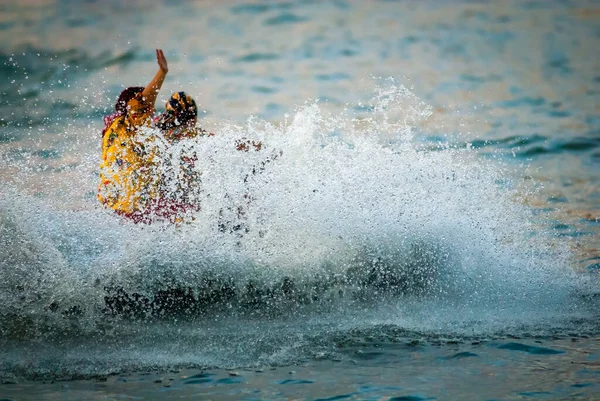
[98,49,169,223]
[150,91,209,224]
[98,50,266,226]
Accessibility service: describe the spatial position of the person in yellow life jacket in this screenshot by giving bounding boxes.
[98,49,169,223]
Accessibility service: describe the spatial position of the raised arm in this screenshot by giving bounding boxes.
[141,49,169,110]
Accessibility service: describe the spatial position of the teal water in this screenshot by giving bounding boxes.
[2,337,599,400]
[0,0,599,399]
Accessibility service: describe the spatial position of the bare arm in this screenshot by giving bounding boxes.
[141,49,168,110]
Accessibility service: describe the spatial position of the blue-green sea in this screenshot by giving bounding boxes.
[0,0,599,400]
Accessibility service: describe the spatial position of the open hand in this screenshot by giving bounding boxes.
[156,49,168,73]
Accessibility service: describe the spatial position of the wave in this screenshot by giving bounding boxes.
[0,81,597,380]
[419,134,600,160]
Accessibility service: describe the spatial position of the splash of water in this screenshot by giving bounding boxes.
[0,80,593,343]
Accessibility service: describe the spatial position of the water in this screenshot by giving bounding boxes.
[0,0,599,399]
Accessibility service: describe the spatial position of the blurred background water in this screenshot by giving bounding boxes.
[0,0,599,399]
[1,0,598,256]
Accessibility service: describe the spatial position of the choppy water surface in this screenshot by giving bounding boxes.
[0,0,599,399]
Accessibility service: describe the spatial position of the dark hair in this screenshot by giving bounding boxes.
[115,86,144,114]
[156,92,198,130]
[174,99,198,125]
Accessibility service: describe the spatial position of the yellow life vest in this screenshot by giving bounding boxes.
[97,95,157,217]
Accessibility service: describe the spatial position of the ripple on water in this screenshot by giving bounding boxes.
[571,383,592,388]
[277,379,315,384]
[231,3,292,15]
[354,351,386,361]
[183,372,215,385]
[546,53,573,76]
[315,72,351,82]
[548,197,569,205]
[0,21,15,30]
[519,391,552,397]
[460,74,503,84]
[496,97,546,108]
[497,342,565,355]
[183,378,212,384]
[586,263,600,272]
[233,53,280,63]
[443,351,479,360]
[251,86,278,94]
[313,394,355,401]
[547,110,571,118]
[264,13,309,26]
[215,377,242,384]
[518,137,600,157]
[470,134,547,150]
